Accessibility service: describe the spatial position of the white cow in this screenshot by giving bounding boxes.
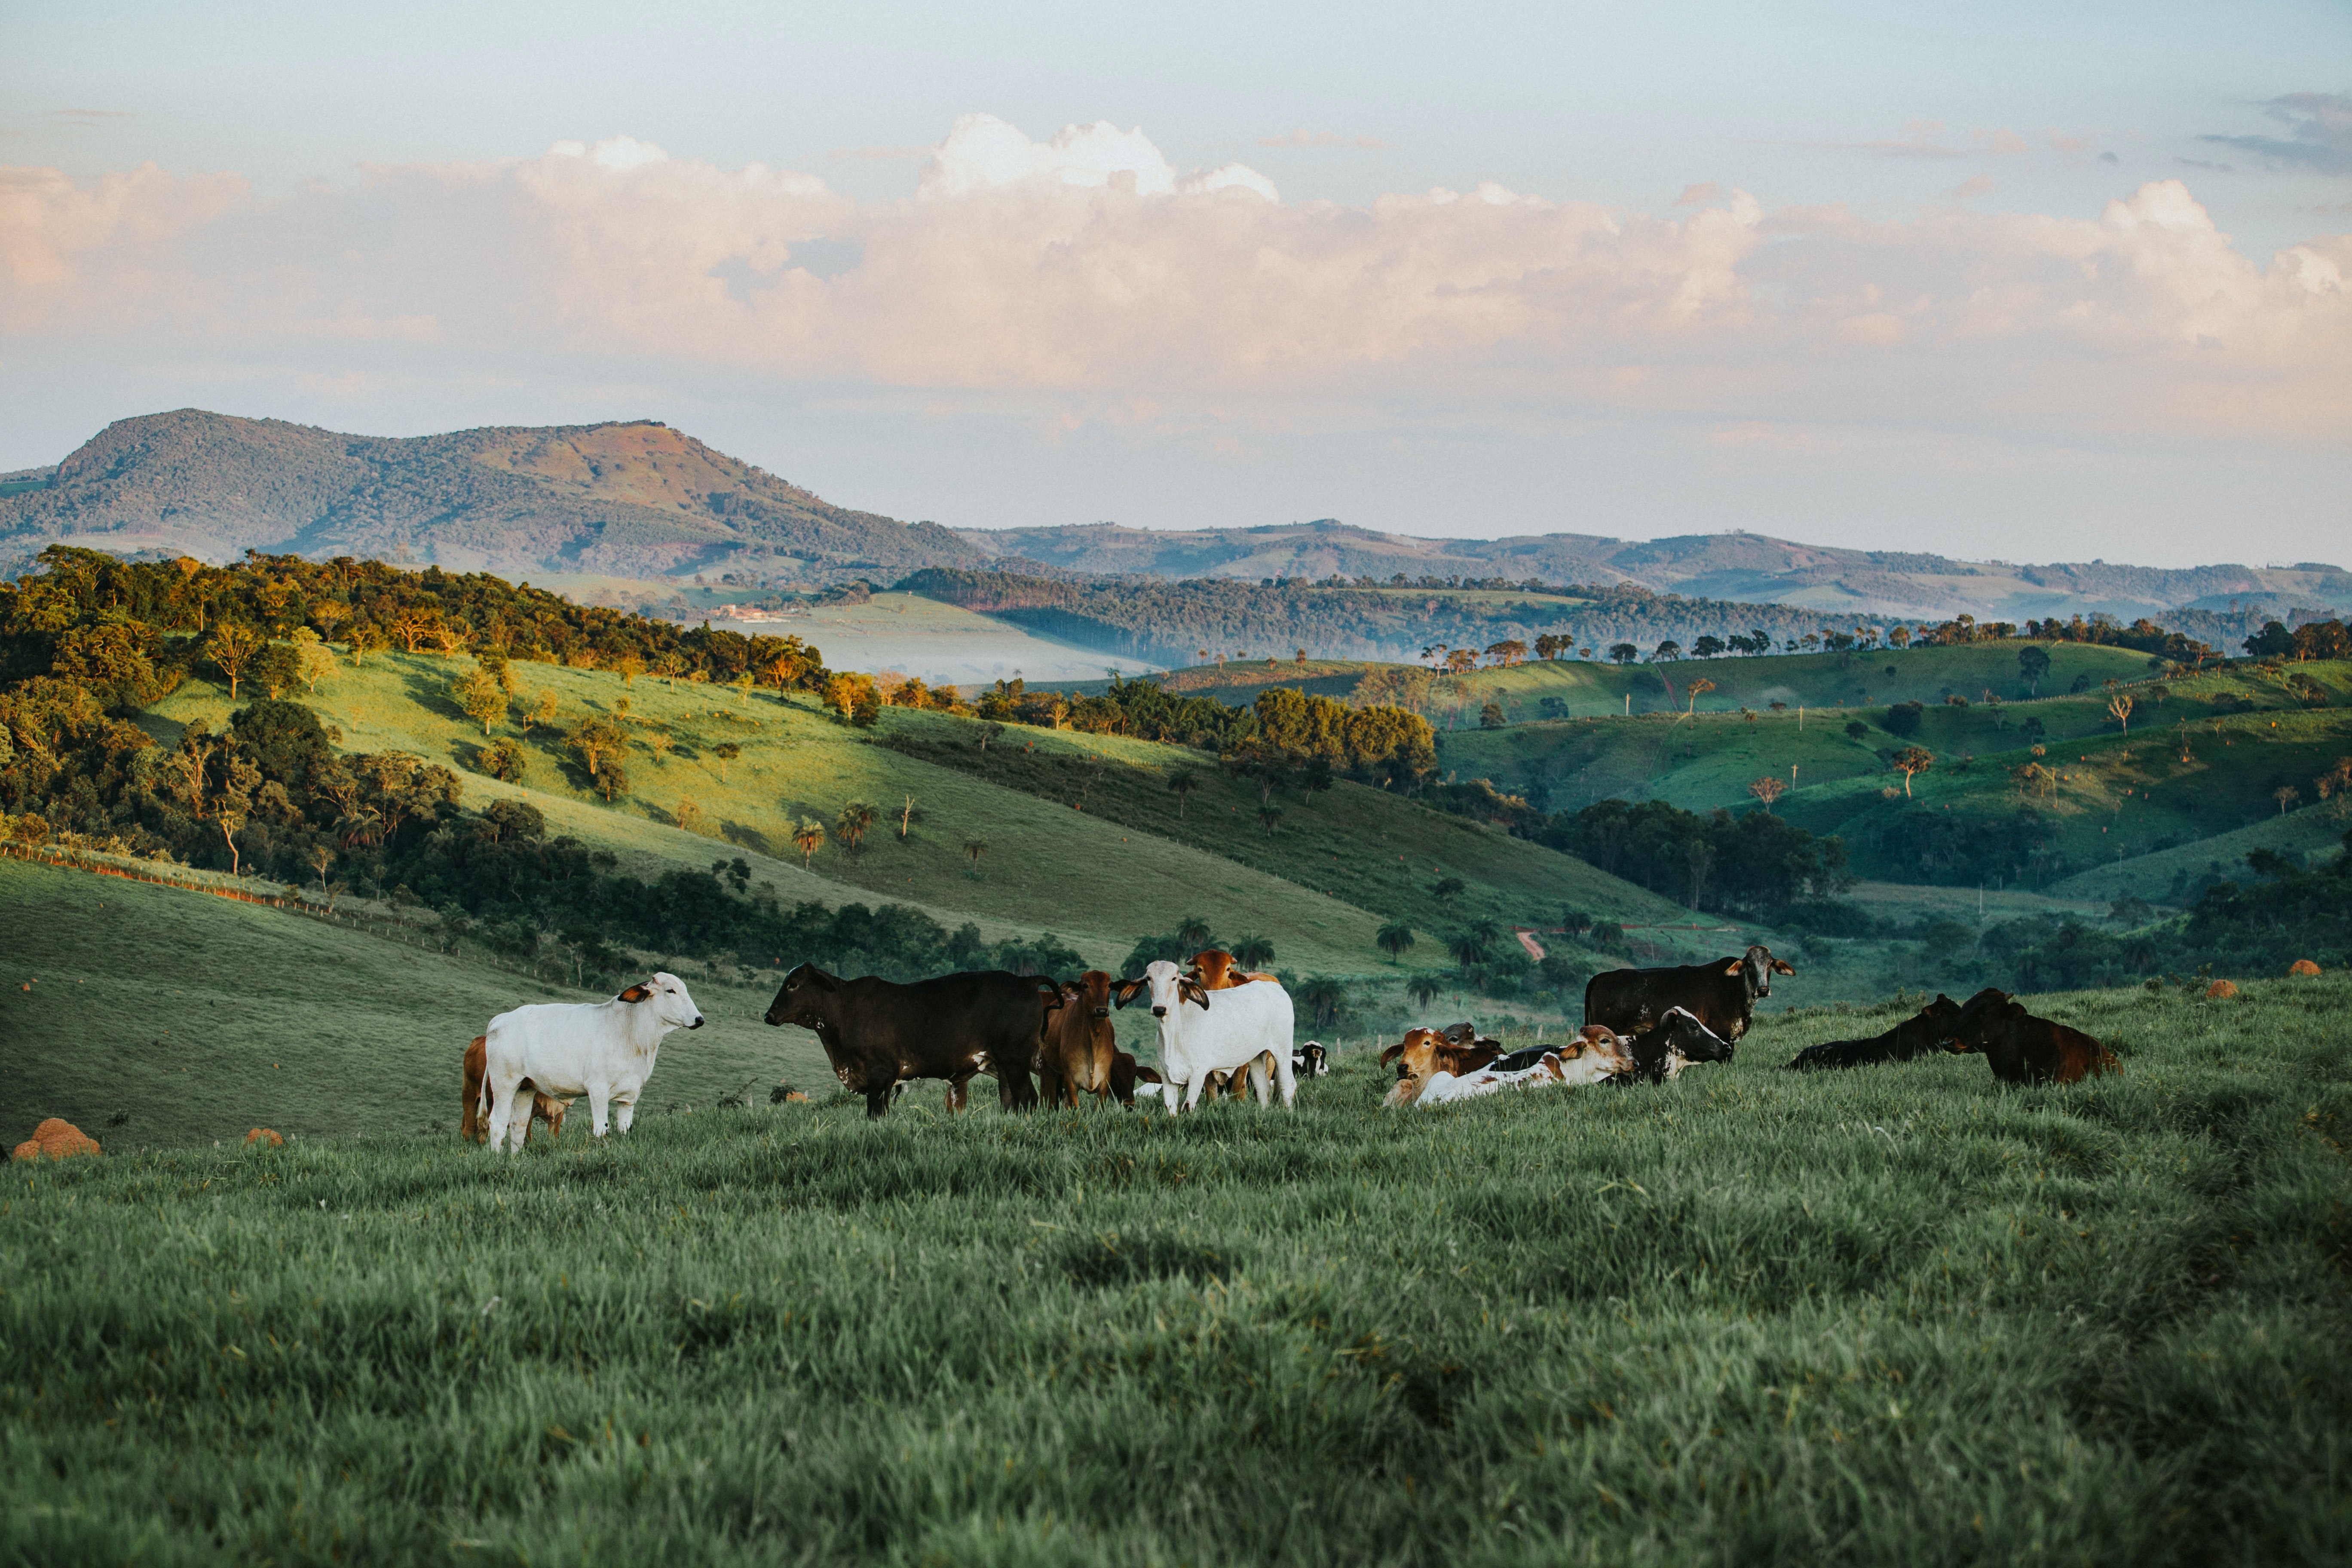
[478,973,704,1153]
[1121,959,1296,1114]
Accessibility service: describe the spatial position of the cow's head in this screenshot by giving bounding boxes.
[1730,945,1792,998]
[1654,1006,1735,1066]
[1944,987,2023,1054]
[1071,970,1114,1019]
[1568,1024,1638,1075]
[622,971,704,1031]
[1899,992,1967,1050]
[1296,1041,1328,1077]
[1141,959,1207,1020]
[763,963,839,1029]
[1382,1028,1443,1083]
[1187,949,1237,991]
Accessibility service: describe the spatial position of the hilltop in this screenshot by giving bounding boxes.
[0,409,985,582]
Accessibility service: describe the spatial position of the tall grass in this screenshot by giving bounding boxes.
[6,977,2347,1563]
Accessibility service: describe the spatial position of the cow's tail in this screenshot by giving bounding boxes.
[476,1039,496,1124]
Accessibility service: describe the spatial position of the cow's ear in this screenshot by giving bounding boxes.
[1181,979,1209,1009]
[1113,978,1145,1009]
[1722,960,1743,975]
[1771,959,1795,975]
[618,983,652,1003]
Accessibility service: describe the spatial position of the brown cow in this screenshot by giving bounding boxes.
[1945,989,2120,1085]
[460,1034,571,1146]
[1379,1026,1507,1082]
[1186,949,1279,992]
[1038,971,1119,1108]
[1106,1050,1162,1109]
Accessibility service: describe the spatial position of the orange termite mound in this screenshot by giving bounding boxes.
[12,1118,101,1161]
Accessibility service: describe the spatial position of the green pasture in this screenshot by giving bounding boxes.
[6,975,2347,1563]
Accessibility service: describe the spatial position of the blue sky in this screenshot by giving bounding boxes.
[3,1,2347,564]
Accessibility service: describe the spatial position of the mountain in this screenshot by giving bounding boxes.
[0,409,986,582]
[956,520,2352,624]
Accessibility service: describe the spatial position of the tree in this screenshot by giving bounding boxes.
[732,671,757,707]
[1431,876,1466,905]
[2275,785,2300,816]
[215,754,259,878]
[836,800,877,854]
[783,819,822,866]
[1257,804,1283,836]
[309,842,336,895]
[961,837,988,874]
[1691,635,1726,659]
[482,738,528,782]
[1884,701,1924,738]
[1167,766,1200,817]
[712,741,740,782]
[676,797,707,834]
[2018,644,2051,696]
[1375,921,1417,963]
[1405,973,1443,1009]
[1478,701,1505,729]
[1652,640,1683,662]
[567,715,629,778]
[1892,746,1934,797]
[1608,643,1638,665]
[1173,913,1215,952]
[1844,720,1869,741]
[292,628,337,694]
[1294,976,1348,1028]
[1231,935,1276,969]
[1446,921,1498,971]
[205,623,263,699]
[898,794,916,840]
[1684,677,1715,716]
[1748,775,1788,811]
[2108,693,2135,734]
[452,667,508,734]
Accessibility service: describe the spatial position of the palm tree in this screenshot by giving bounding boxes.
[1295,976,1348,1029]
[962,837,989,874]
[1257,804,1283,836]
[1173,913,1215,952]
[1167,767,1200,818]
[1231,935,1276,969]
[1430,876,1466,906]
[835,800,877,854]
[1447,919,1498,971]
[1405,973,1442,1009]
[1375,921,1417,963]
[792,820,825,867]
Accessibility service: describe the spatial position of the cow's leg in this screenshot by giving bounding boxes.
[613,1092,638,1134]
[485,1072,523,1154]
[945,1075,972,1113]
[1274,1052,1298,1109]
[865,1087,893,1118]
[1176,1074,1204,1115]
[586,1087,612,1139]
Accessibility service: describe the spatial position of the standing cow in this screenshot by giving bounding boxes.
[1038,971,1119,1109]
[478,974,704,1154]
[1118,959,1297,1113]
[763,963,1057,1116]
[1584,944,1793,1044]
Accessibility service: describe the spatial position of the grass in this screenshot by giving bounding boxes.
[6,974,2348,1563]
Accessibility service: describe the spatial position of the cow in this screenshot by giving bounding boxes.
[1115,959,1296,1113]
[1612,1007,1737,1085]
[1584,945,1793,1047]
[1187,949,1279,991]
[1292,1041,1329,1079]
[1108,1050,1161,1109]
[1203,1051,1282,1104]
[763,964,1057,1116]
[1945,988,2120,1085]
[1786,995,1965,1071]
[1038,971,1119,1109]
[460,1034,571,1146]
[478,974,704,1153]
[1385,1026,1633,1107]
[1380,1027,1506,1081]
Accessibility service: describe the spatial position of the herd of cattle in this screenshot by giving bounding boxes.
[459,941,2118,1152]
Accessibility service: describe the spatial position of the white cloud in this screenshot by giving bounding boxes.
[3,119,2347,454]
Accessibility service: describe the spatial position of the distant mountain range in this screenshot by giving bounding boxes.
[958,521,2352,625]
[4,410,2344,629]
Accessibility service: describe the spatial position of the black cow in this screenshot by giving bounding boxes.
[1611,1008,1737,1084]
[762,964,1057,1117]
[1584,944,1792,1044]
[1292,1041,1329,1079]
[1786,994,1964,1071]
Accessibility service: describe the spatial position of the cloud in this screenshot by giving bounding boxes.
[1258,129,1389,149]
[1822,119,1969,160]
[2202,92,2352,176]
[828,145,928,162]
[1672,182,1720,206]
[1976,128,2029,156]
[2047,130,2090,155]
[3,119,2347,455]
[1951,175,1994,199]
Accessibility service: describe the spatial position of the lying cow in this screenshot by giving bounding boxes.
[460,1034,570,1146]
[1380,1027,1506,1081]
[478,974,704,1153]
[1117,959,1296,1113]
[1109,1050,1162,1109]
[1585,945,1792,1044]
[1946,988,2120,1085]
[1038,971,1118,1109]
[1786,995,1964,1072]
[1612,1008,1737,1085]
[1385,1025,1634,1107]
[764,963,1057,1116]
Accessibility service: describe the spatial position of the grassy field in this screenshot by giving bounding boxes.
[6,974,2346,1563]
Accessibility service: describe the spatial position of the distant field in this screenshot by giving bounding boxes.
[6,974,2345,1562]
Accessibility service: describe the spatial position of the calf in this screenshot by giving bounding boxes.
[1386,1026,1634,1107]
[766,964,1057,1115]
[479,974,704,1153]
[1380,1027,1505,1081]
[1107,1050,1161,1109]
[1187,949,1279,991]
[1116,960,1296,1113]
[1038,971,1118,1109]
[1946,989,2120,1085]
[1292,1041,1329,1079]
[1585,945,1792,1045]
[460,1034,571,1146]
[1786,995,1965,1072]
[1613,1008,1737,1085]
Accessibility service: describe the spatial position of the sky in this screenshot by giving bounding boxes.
[3,0,2348,567]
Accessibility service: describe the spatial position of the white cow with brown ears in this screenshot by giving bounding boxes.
[478,973,704,1153]
[1116,959,1296,1113]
